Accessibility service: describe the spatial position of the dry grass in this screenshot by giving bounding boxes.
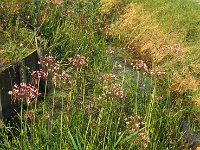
[101,0,118,13]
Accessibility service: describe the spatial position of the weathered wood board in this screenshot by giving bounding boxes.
[0,51,40,121]
[0,65,20,120]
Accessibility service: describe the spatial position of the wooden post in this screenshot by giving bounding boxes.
[18,60,27,83]
[0,51,40,120]
[0,65,20,121]
[37,47,45,70]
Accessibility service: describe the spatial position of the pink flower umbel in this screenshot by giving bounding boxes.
[39,55,60,73]
[149,68,166,77]
[8,83,40,106]
[23,113,34,120]
[51,0,63,5]
[39,55,73,86]
[159,44,182,54]
[101,73,117,82]
[131,60,148,72]
[110,83,124,99]
[52,71,72,85]
[125,114,150,148]
[101,73,124,99]
[31,69,47,84]
[69,54,88,68]
[31,69,47,80]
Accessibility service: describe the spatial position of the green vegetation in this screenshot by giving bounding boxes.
[0,0,199,149]
[0,0,37,71]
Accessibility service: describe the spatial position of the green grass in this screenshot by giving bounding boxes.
[133,0,200,63]
[0,0,199,149]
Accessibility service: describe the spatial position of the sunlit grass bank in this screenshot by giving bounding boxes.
[0,0,199,149]
[103,0,200,101]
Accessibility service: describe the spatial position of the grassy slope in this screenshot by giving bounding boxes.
[102,0,200,104]
[0,0,199,149]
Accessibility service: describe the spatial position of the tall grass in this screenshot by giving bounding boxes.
[0,0,199,149]
[1,53,194,149]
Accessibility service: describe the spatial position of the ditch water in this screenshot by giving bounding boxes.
[111,56,152,93]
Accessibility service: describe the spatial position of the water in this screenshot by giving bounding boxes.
[111,56,152,93]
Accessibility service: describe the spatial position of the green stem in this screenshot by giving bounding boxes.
[81,73,86,110]
[135,71,140,113]
[43,72,48,114]
[60,88,64,150]
[20,100,23,150]
[103,98,113,149]
[84,115,91,148]
[52,84,56,117]
[42,72,48,132]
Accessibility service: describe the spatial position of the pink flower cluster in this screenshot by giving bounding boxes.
[159,44,181,54]
[125,114,150,148]
[102,73,124,99]
[31,69,47,84]
[139,131,151,148]
[131,60,166,77]
[149,69,166,77]
[8,55,73,105]
[39,55,60,73]
[23,112,34,120]
[155,96,163,101]
[50,0,63,5]
[8,83,40,106]
[39,55,72,85]
[131,60,148,72]
[101,73,117,82]
[125,114,144,133]
[110,83,124,99]
[52,71,72,85]
[69,54,88,68]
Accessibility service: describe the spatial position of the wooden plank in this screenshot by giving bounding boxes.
[0,65,20,120]
[0,50,41,120]
[18,60,28,83]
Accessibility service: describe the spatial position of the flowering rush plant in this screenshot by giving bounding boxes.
[125,114,150,148]
[131,60,166,77]
[8,54,74,106]
[39,55,60,73]
[69,54,88,68]
[101,73,124,99]
[39,55,72,86]
[31,69,47,85]
[8,83,40,106]
[131,60,148,72]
